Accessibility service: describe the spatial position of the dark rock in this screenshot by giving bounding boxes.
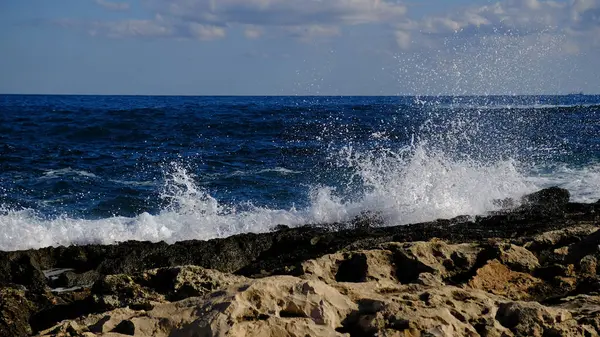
[55,270,100,288]
[272,224,290,231]
[0,254,47,291]
[566,229,600,264]
[29,298,96,334]
[91,274,162,311]
[350,211,385,229]
[522,187,570,207]
[112,319,135,335]
[535,264,574,280]
[0,286,36,337]
[88,315,111,333]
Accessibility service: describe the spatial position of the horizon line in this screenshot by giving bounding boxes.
[1,93,598,97]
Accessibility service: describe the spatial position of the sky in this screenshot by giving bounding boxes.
[1,0,599,95]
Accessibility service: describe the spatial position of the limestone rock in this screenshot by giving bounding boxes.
[468,260,544,301]
[139,265,247,300]
[489,243,540,272]
[301,249,397,285]
[495,301,582,337]
[382,240,482,283]
[41,276,356,337]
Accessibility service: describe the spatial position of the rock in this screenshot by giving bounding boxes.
[0,254,47,291]
[555,295,600,333]
[35,255,600,337]
[488,243,540,272]
[521,187,570,208]
[524,225,598,253]
[112,319,135,335]
[40,276,356,337]
[566,229,600,264]
[139,265,247,301]
[495,301,582,337]
[301,249,397,285]
[580,255,598,275]
[55,270,100,289]
[91,274,164,311]
[3,188,600,336]
[338,285,512,337]
[0,286,36,337]
[468,260,545,301]
[382,240,482,283]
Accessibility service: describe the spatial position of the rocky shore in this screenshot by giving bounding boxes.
[1,187,599,337]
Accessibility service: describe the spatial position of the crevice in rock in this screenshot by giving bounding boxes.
[392,251,435,284]
[335,253,368,283]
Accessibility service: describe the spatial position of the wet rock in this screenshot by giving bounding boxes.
[0,286,36,337]
[55,270,100,289]
[521,186,570,209]
[91,274,164,311]
[0,254,47,291]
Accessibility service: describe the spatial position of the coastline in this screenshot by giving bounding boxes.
[1,187,599,336]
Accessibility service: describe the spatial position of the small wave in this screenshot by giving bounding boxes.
[525,164,600,203]
[229,167,303,177]
[109,179,157,187]
[258,167,303,175]
[43,168,98,179]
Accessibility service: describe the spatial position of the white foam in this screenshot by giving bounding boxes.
[1,146,573,251]
[525,164,600,203]
[43,168,98,179]
[229,167,303,177]
[312,145,537,225]
[109,179,158,187]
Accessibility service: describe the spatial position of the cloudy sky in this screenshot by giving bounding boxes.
[1,0,599,95]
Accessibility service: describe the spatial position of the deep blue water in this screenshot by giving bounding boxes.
[1,95,599,250]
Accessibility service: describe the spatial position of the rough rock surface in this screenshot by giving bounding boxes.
[0,187,599,336]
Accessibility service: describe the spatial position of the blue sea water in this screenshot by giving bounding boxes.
[1,94,599,250]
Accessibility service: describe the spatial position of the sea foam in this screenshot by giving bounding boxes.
[2,142,581,251]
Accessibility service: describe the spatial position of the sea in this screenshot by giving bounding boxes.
[1,94,599,251]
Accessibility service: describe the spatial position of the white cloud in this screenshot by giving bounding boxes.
[148,0,408,26]
[285,25,341,41]
[58,18,225,40]
[140,0,407,40]
[188,23,226,40]
[88,19,170,38]
[59,0,600,48]
[94,0,130,11]
[244,26,262,39]
[395,0,600,50]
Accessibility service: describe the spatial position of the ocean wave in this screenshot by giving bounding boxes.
[229,167,303,177]
[525,164,600,203]
[42,168,98,179]
[0,146,545,251]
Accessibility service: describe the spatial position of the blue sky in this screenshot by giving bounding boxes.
[1,0,599,95]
